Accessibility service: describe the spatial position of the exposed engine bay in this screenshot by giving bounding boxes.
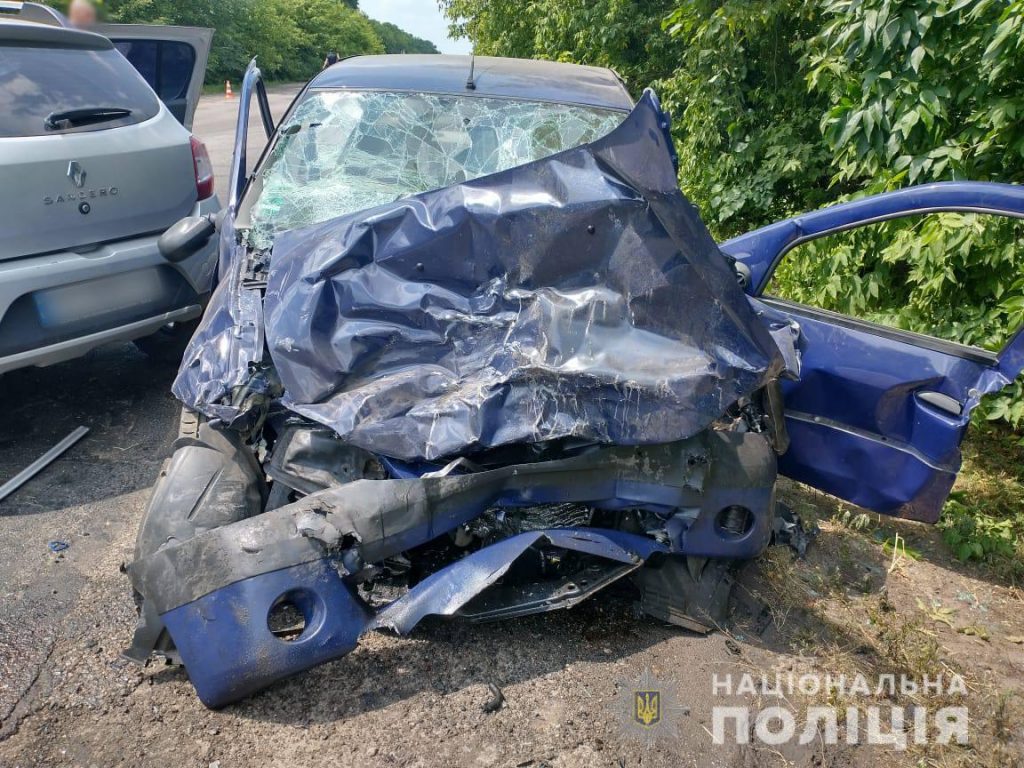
[125,91,805,708]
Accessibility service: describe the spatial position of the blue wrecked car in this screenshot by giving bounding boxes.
[127,55,1024,708]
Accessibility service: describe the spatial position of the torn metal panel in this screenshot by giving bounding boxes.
[373,528,661,632]
[172,220,266,428]
[174,91,796,461]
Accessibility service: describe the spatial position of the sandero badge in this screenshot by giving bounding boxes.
[126,54,1024,709]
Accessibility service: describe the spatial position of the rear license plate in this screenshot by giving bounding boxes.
[34,270,165,329]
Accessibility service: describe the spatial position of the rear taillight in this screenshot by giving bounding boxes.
[190,135,215,200]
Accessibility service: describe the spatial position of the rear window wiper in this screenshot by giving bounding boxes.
[44,107,133,131]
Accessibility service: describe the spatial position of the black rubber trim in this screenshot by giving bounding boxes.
[759,297,998,366]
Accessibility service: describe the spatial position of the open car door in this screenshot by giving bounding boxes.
[722,182,1024,522]
[95,24,213,131]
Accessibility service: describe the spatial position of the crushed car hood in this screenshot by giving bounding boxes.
[173,90,798,461]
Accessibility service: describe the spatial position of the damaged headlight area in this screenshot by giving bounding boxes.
[126,91,804,708]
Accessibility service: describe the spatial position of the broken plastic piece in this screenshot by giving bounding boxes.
[632,556,735,633]
[771,502,819,558]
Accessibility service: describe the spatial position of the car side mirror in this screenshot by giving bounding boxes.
[159,215,217,263]
[734,261,752,290]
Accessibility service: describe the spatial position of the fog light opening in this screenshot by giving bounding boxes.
[716,505,754,538]
[267,589,316,642]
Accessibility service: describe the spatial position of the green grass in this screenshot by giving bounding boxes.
[938,422,1024,582]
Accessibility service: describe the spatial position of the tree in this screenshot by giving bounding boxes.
[370,20,438,54]
[440,0,673,89]
[48,0,410,83]
[807,0,1024,190]
[284,0,383,78]
[441,0,539,61]
[657,0,832,236]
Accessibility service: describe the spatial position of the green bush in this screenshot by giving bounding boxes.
[940,496,1018,563]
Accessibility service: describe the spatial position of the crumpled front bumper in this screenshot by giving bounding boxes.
[158,529,662,708]
[126,429,775,708]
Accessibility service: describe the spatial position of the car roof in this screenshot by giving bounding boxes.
[309,54,634,111]
[0,19,112,49]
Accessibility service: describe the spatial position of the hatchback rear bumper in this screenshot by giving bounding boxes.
[0,196,219,374]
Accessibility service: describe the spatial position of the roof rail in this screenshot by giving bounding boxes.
[0,2,68,27]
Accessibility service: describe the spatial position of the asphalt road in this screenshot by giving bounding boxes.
[192,84,303,195]
[0,89,809,768]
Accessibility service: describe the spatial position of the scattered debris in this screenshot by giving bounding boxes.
[724,639,741,656]
[0,426,89,504]
[771,503,818,558]
[482,682,505,713]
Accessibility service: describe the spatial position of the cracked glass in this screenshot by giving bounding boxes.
[246,90,625,249]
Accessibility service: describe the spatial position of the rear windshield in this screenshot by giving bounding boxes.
[245,90,626,249]
[0,44,161,138]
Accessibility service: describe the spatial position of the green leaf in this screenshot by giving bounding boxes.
[910,45,926,72]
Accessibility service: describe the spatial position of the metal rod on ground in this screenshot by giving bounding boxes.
[0,426,90,504]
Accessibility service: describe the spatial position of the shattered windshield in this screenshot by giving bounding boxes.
[245,90,626,249]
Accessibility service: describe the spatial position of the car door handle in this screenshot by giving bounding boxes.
[917,391,963,417]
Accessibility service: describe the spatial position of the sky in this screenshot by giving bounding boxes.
[360,0,473,55]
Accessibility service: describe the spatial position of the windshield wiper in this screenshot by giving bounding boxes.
[44,107,132,131]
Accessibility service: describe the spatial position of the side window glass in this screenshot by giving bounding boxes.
[115,41,158,91]
[766,212,1024,351]
[114,40,195,101]
[159,42,196,101]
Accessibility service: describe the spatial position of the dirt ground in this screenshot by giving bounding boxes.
[0,341,1022,768]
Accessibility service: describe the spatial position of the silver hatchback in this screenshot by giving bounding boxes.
[0,9,219,373]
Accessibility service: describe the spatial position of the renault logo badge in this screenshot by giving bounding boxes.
[67,161,87,189]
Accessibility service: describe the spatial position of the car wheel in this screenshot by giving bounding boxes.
[133,319,200,362]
